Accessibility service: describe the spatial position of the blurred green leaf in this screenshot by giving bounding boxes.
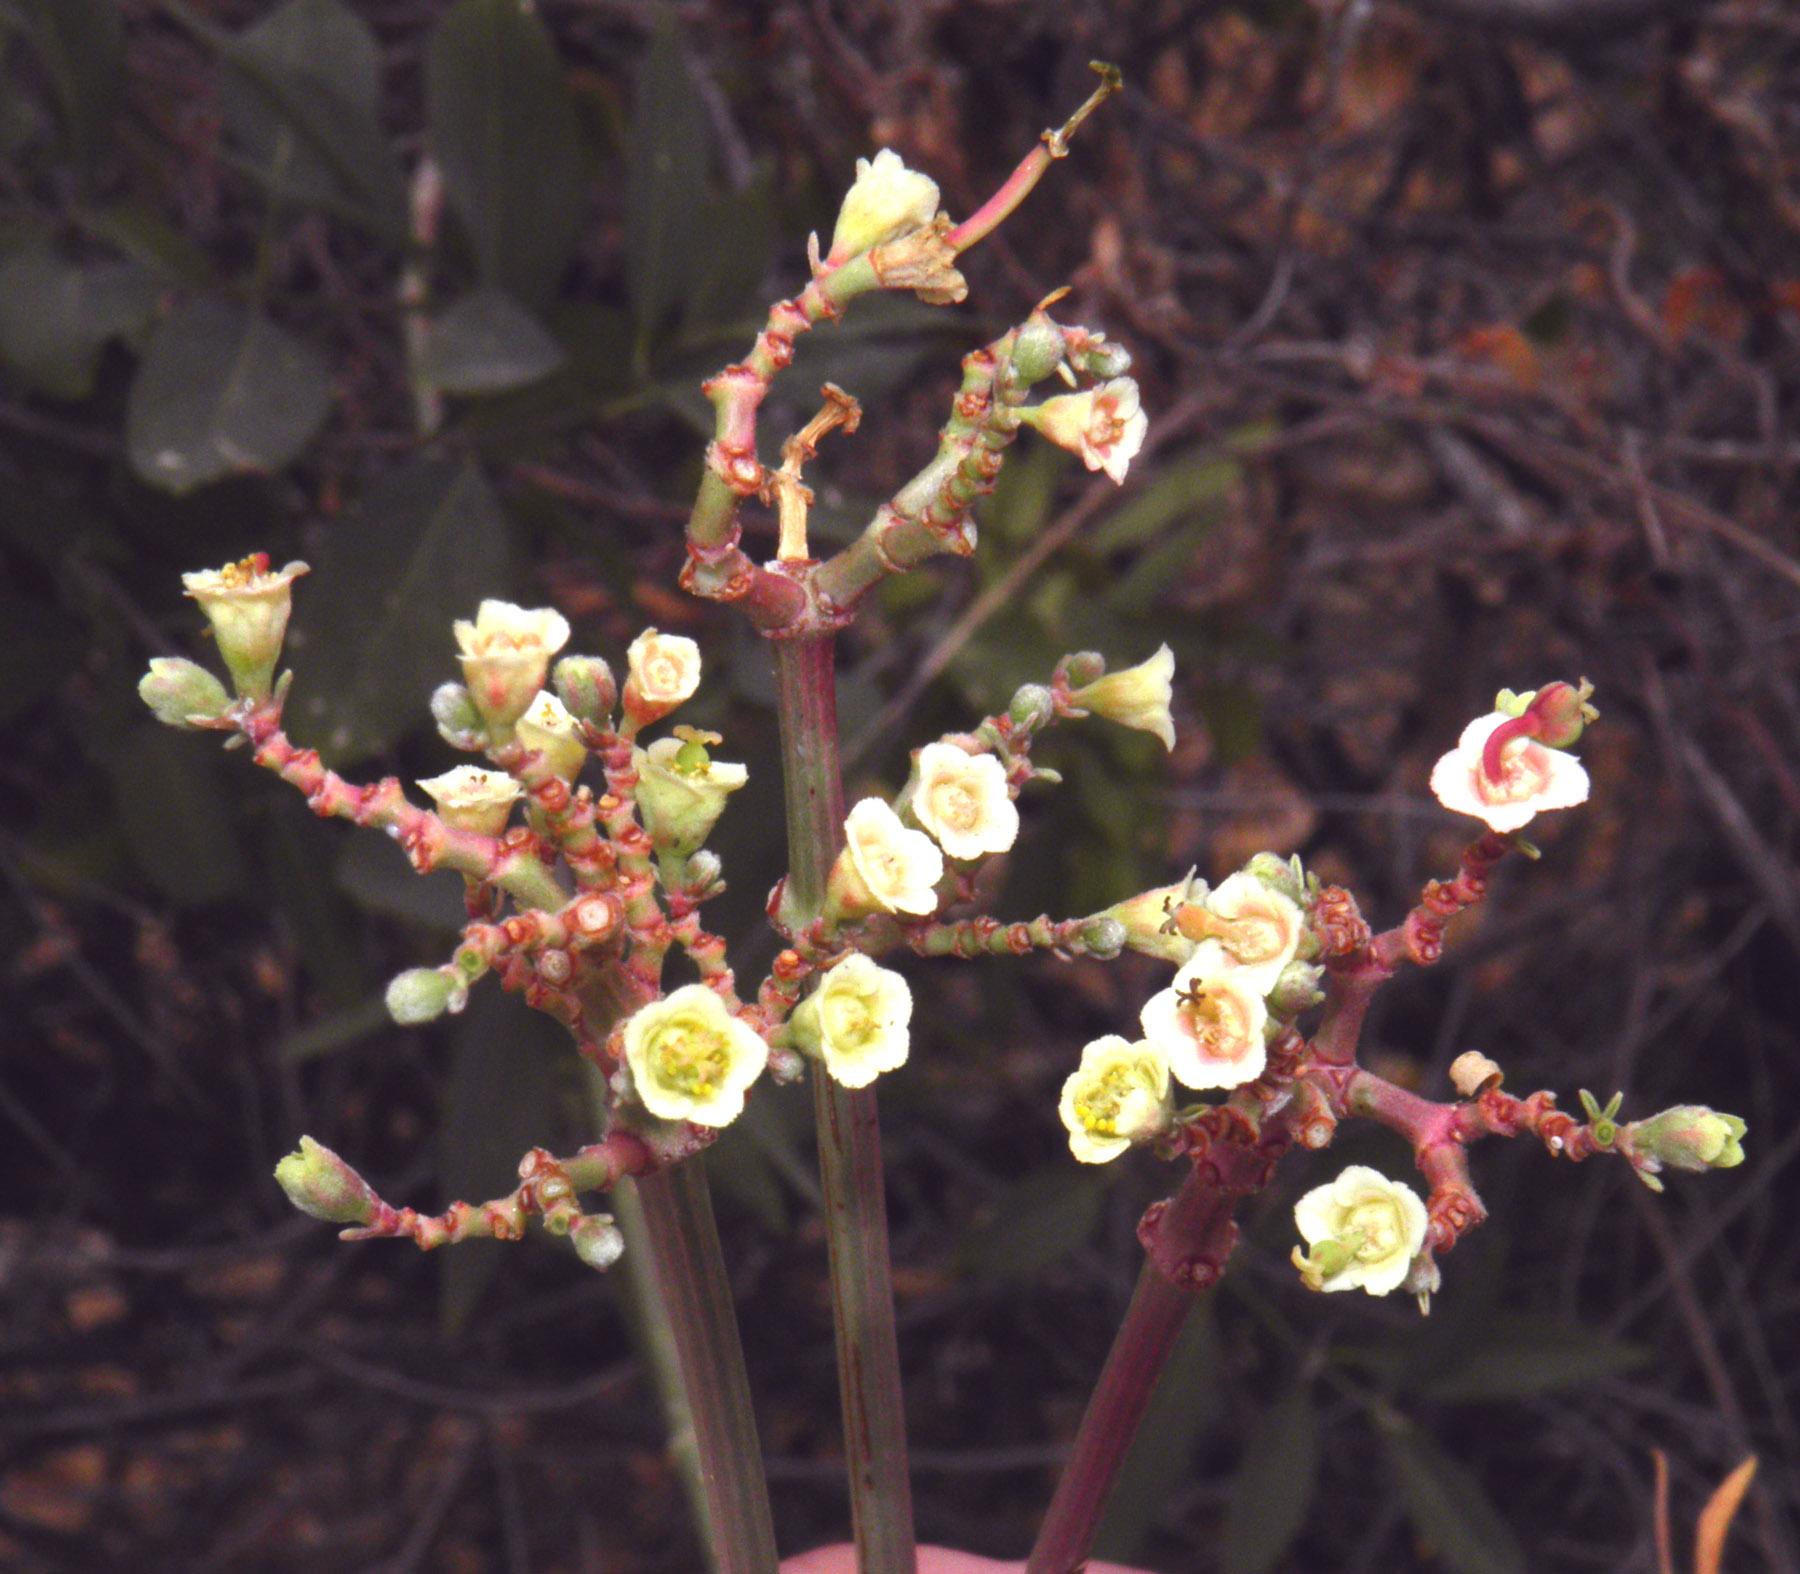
[1089,448,1236,555]
[426,0,584,308]
[10,0,122,175]
[1385,1426,1527,1574]
[76,204,214,287]
[1104,513,1216,617]
[956,1166,1104,1281]
[288,456,510,763]
[1410,1313,1647,1402]
[1222,1383,1320,1573]
[626,15,710,349]
[418,288,566,395]
[1196,683,1263,765]
[107,722,245,906]
[0,249,157,398]
[334,836,469,933]
[279,995,389,1063]
[1093,1307,1223,1559]
[439,989,565,1335]
[683,172,774,332]
[216,0,403,230]
[980,440,1065,555]
[125,298,331,493]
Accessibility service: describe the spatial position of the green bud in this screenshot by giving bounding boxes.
[1244,851,1305,904]
[1008,683,1056,731]
[1062,651,1107,688]
[1079,916,1126,961]
[1630,1105,1747,1173]
[431,682,485,751]
[684,848,724,894]
[274,1135,377,1225]
[1071,337,1131,380]
[1011,311,1067,383]
[570,1214,625,1271]
[385,966,463,1025]
[553,654,617,728]
[138,657,232,729]
[1267,960,1325,1018]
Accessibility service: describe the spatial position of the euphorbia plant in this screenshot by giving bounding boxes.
[139,68,1747,1574]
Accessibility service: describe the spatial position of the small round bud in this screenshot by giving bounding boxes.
[1079,916,1127,960]
[1008,683,1056,731]
[570,1215,625,1271]
[685,848,724,893]
[1267,960,1325,1018]
[554,654,617,728]
[1449,1051,1503,1099]
[139,657,232,729]
[431,682,486,750]
[385,967,463,1025]
[1011,312,1067,383]
[274,1136,377,1225]
[1062,651,1107,688]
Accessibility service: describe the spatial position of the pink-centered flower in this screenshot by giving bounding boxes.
[1428,711,1590,834]
[1139,957,1268,1091]
[1026,378,1147,483]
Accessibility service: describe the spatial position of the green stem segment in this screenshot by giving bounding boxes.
[631,1159,781,1574]
[773,634,918,1571]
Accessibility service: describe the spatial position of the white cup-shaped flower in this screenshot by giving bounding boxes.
[516,690,588,781]
[623,984,769,1128]
[1291,1165,1429,1296]
[791,953,913,1089]
[911,743,1020,861]
[1140,957,1269,1090]
[1023,377,1148,484]
[1058,1036,1174,1164]
[624,628,702,726]
[417,765,523,837]
[634,733,749,857]
[1070,644,1176,751]
[1429,711,1590,834]
[1181,871,1305,996]
[453,600,571,729]
[831,798,946,919]
[827,148,942,265]
[182,554,310,700]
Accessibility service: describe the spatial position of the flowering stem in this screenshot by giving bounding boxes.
[772,633,917,1571]
[630,1158,782,1574]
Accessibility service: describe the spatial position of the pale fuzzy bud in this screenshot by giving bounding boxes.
[453,600,571,729]
[624,628,702,726]
[515,690,587,781]
[1449,1051,1503,1098]
[1403,1251,1442,1317]
[416,765,522,837]
[1058,1035,1173,1164]
[1011,311,1068,384]
[274,1135,377,1225]
[1008,683,1055,731]
[139,657,232,729]
[1140,957,1269,1091]
[431,682,485,750]
[385,966,465,1025]
[570,1214,625,1271]
[1429,711,1590,834]
[1062,650,1107,688]
[623,984,768,1127]
[1629,1106,1748,1173]
[910,742,1019,861]
[1070,644,1176,751]
[1102,872,1204,966]
[1079,916,1127,961]
[1267,960,1326,1018]
[867,215,967,306]
[553,654,617,728]
[827,148,941,264]
[181,554,309,700]
[1291,1165,1429,1297]
[831,798,945,919]
[1023,377,1148,483]
[1243,851,1307,905]
[790,953,913,1089]
[633,734,748,858]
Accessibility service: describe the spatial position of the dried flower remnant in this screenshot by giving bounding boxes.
[1058,1036,1173,1164]
[1291,1165,1429,1296]
[911,743,1019,860]
[1139,959,1268,1090]
[1430,711,1590,833]
[792,953,913,1089]
[453,600,571,728]
[182,554,309,699]
[623,985,769,1128]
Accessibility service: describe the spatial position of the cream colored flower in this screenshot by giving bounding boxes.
[1026,377,1148,483]
[623,984,769,1127]
[624,628,702,724]
[1428,711,1590,834]
[634,734,748,857]
[516,690,587,781]
[827,148,941,264]
[838,798,944,917]
[911,743,1019,860]
[417,765,523,837]
[1291,1165,1429,1296]
[1070,644,1175,751]
[792,953,913,1089]
[453,600,571,728]
[1140,957,1268,1090]
[1182,872,1305,996]
[181,554,309,699]
[1058,1036,1173,1164]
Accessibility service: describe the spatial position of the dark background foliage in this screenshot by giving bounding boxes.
[2,0,1796,1568]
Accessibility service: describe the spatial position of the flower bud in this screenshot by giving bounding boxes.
[1526,678,1598,749]
[1267,960,1325,1018]
[385,966,465,1025]
[139,657,232,729]
[1243,851,1306,904]
[1079,916,1127,961]
[516,690,587,781]
[182,555,309,700]
[1629,1106,1747,1173]
[417,765,522,837]
[827,148,941,264]
[1449,1051,1503,1098]
[431,682,486,750]
[553,654,617,729]
[570,1214,625,1272]
[453,601,571,730]
[274,1136,377,1225]
[1008,683,1055,732]
[634,733,748,858]
[1070,644,1176,751]
[1062,651,1107,688]
[1011,311,1067,383]
[684,848,724,894]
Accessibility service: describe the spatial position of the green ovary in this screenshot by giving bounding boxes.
[647,1017,732,1101]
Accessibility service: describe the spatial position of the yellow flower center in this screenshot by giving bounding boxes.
[645,1016,731,1100]
[821,988,877,1052]
[1074,1060,1155,1138]
[928,779,981,833]
[218,553,271,590]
